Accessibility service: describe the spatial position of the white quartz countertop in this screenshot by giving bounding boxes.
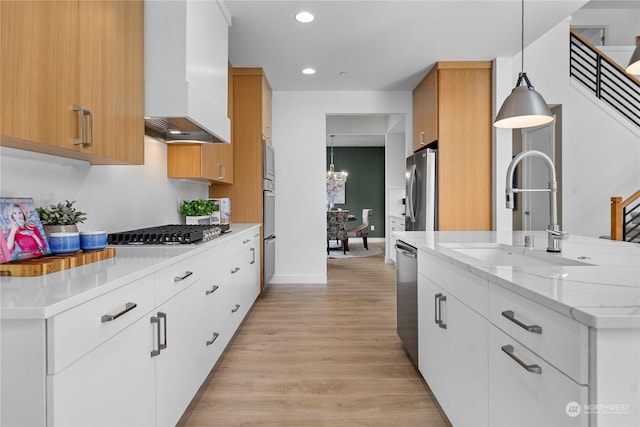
[393,230,640,329]
[0,224,260,320]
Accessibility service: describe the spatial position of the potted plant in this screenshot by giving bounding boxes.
[180,199,219,225]
[37,200,87,235]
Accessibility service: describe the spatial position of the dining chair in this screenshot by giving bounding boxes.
[327,210,349,254]
[347,208,372,249]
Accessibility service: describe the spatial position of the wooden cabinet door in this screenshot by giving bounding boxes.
[204,144,234,184]
[47,316,156,426]
[423,70,438,146]
[1,1,79,150]
[412,80,425,152]
[412,68,438,152]
[261,76,272,143]
[78,0,144,164]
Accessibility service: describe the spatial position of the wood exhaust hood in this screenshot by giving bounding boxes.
[144,0,231,144]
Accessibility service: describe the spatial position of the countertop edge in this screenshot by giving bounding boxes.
[395,231,640,329]
[0,224,261,320]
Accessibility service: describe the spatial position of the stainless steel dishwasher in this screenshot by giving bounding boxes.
[395,240,418,367]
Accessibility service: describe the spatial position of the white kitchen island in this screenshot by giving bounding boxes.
[0,224,261,426]
[394,230,640,427]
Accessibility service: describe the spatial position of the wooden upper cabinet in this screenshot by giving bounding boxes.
[0,0,144,165]
[412,68,438,151]
[413,61,493,231]
[77,0,144,164]
[167,143,233,184]
[1,1,79,152]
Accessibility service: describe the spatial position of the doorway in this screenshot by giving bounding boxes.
[512,106,563,231]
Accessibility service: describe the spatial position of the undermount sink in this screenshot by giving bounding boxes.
[443,243,594,267]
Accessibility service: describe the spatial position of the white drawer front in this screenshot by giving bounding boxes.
[47,275,155,374]
[419,252,488,318]
[489,325,588,427]
[489,283,588,384]
[155,257,202,304]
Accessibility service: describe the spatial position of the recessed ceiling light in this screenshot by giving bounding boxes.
[302,68,316,75]
[295,11,314,23]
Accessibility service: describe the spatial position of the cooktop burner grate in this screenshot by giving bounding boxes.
[107,224,229,245]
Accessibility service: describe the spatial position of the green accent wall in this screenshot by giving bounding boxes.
[327,146,385,237]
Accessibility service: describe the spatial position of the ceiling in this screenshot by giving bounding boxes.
[226,0,591,92]
[224,0,615,146]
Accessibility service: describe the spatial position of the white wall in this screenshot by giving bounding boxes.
[496,18,640,238]
[0,137,208,232]
[572,8,640,45]
[385,119,406,263]
[271,91,412,284]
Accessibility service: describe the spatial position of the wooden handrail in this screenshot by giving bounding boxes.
[611,189,640,240]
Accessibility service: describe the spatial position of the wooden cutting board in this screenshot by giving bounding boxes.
[0,248,116,277]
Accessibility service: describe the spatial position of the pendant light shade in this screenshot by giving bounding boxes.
[494,73,554,128]
[493,0,553,129]
[626,44,640,75]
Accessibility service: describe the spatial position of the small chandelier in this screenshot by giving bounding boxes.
[327,135,348,183]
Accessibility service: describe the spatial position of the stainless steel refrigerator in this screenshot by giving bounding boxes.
[405,148,437,231]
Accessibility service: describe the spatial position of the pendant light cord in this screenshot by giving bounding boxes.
[521,0,524,74]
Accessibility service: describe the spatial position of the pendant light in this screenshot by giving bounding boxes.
[626,43,640,75]
[327,135,348,183]
[494,0,553,129]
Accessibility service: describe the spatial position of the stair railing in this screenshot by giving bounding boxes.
[611,189,640,242]
[570,29,640,128]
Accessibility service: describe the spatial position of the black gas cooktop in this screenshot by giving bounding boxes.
[107,224,230,245]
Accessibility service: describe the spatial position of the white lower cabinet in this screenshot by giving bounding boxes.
[418,274,488,427]
[417,250,590,427]
[0,226,261,426]
[389,216,404,263]
[488,325,588,427]
[47,315,156,426]
[154,281,206,427]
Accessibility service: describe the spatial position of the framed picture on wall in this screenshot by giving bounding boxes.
[327,179,346,205]
[0,197,51,263]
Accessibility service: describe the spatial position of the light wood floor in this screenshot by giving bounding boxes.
[179,243,450,426]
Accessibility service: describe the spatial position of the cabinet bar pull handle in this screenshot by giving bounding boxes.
[218,162,224,179]
[437,295,447,329]
[231,267,240,274]
[206,332,220,346]
[85,108,93,147]
[434,293,442,325]
[501,310,542,334]
[150,315,161,357]
[231,304,240,313]
[420,131,425,145]
[501,345,542,374]
[205,285,219,295]
[101,302,137,323]
[158,312,167,351]
[73,105,85,146]
[250,247,256,265]
[174,271,193,282]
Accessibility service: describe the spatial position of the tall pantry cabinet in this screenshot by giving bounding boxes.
[211,67,272,290]
[413,61,493,231]
[0,0,144,165]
